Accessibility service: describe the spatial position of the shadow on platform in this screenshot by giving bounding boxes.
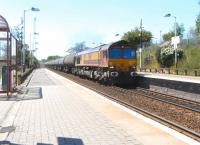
[0,87,43,101]
[37,137,84,145]
[0,140,20,145]
[0,137,84,145]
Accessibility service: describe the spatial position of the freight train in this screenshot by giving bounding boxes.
[45,40,137,85]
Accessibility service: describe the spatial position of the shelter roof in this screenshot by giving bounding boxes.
[0,15,9,32]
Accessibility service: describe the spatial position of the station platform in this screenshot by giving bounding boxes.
[0,68,199,145]
[137,72,200,84]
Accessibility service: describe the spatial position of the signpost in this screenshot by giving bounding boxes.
[171,36,180,68]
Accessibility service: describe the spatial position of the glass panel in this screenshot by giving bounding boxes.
[0,32,7,38]
[0,63,8,91]
[11,38,16,65]
[0,41,7,60]
[11,68,16,89]
[109,48,122,58]
[123,48,136,58]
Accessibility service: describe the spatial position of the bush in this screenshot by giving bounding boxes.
[137,45,160,68]
[159,45,174,68]
[179,45,200,69]
[138,39,200,70]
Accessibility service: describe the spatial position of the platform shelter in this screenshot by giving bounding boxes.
[0,15,18,95]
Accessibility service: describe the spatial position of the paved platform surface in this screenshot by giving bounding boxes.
[137,72,200,84]
[0,69,141,145]
[0,68,198,145]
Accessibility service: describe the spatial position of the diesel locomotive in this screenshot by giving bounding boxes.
[46,40,137,85]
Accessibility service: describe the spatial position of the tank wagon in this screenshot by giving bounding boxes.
[46,40,137,85]
[63,54,75,73]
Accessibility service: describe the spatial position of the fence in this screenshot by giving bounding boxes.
[138,68,200,77]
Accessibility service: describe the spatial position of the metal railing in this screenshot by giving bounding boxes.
[138,68,200,77]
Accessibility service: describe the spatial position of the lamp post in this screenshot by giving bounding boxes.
[31,17,39,67]
[164,13,177,68]
[23,7,40,71]
[139,19,143,69]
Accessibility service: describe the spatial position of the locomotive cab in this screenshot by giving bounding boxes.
[107,41,137,84]
[108,46,137,71]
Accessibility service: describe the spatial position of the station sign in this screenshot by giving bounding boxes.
[171,36,180,45]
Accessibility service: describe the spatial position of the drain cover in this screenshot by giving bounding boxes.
[0,126,15,133]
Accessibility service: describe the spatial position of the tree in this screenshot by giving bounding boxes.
[155,47,161,63]
[195,13,200,34]
[121,27,152,46]
[12,26,23,66]
[177,23,185,36]
[162,23,185,41]
[47,55,61,61]
[41,59,46,63]
[162,31,174,41]
[66,42,90,54]
[25,49,30,68]
[32,56,39,67]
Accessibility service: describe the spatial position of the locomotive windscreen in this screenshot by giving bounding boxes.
[123,48,136,58]
[109,48,121,58]
[109,47,136,59]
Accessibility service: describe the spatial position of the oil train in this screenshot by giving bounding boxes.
[45,40,138,85]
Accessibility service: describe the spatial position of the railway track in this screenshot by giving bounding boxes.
[50,69,200,142]
[121,87,200,113]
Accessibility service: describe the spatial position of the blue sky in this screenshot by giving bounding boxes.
[0,0,199,60]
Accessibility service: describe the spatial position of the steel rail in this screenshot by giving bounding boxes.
[129,88,200,113]
[137,87,200,104]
